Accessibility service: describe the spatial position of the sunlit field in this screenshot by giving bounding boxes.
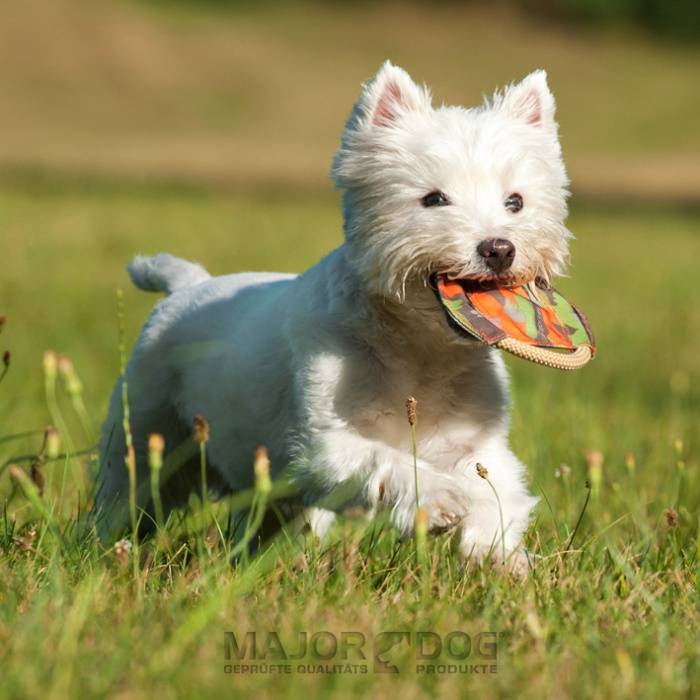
[1,0,699,698]
[1,183,698,698]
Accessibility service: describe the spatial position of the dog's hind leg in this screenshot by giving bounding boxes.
[94,339,203,541]
[95,378,231,541]
[94,376,184,541]
[304,507,337,539]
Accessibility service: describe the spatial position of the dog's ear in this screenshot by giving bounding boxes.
[352,61,432,130]
[498,70,556,128]
[333,62,430,188]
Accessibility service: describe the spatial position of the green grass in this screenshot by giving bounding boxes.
[1,184,699,698]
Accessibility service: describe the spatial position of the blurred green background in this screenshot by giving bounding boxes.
[1,0,698,199]
[0,0,698,426]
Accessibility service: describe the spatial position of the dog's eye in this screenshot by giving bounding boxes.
[421,190,450,207]
[505,193,523,213]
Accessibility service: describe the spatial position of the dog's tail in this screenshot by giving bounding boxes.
[128,254,211,295]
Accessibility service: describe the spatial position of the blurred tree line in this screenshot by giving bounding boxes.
[524,0,699,39]
[146,0,699,40]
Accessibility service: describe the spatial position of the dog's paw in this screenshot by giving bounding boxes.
[460,540,536,579]
[502,550,535,579]
[424,503,463,533]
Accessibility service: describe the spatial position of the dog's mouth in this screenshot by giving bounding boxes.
[444,272,516,290]
[431,271,548,293]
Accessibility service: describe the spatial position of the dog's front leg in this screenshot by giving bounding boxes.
[304,506,337,539]
[456,440,539,574]
[298,426,468,537]
[295,353,469,537]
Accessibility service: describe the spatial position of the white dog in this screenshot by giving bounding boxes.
[96,62,571,571]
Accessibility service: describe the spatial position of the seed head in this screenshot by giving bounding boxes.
[476,463,489,479]
[44,425,60,460]
[113,538,132,566]
[57,354,71,374]
[405,396,417,427]
[148,433,165,471]
[57,354,83,396]
[0,316,5,332]
[414,507,429,537]
[14,526,37,553]
[624,451,636,473]
[253,445,272,495]
[126,444,136,475]
[664,507,678,528]
[2,350,9,368]
[554,463,571,479]
[193,414,210,444]
[585,449,603,496]
[30,462,45,496]
[42,350,57,382]
[586,449,603,469]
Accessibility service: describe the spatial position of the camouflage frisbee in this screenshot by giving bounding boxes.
[434,274,595,370]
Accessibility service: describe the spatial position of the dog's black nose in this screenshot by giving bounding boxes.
[477,238,515,274]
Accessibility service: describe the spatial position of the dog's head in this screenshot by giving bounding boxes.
[333,62,571,299]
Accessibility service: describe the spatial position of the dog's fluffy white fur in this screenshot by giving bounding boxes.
[96,62,572,571]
